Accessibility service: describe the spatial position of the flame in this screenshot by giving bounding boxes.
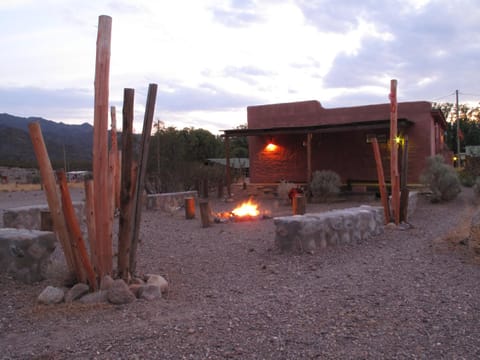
[231,199,260,217]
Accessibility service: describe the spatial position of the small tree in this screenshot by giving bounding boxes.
[310,170,341,202]
[420,155,461,202]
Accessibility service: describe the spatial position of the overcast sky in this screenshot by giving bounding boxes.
[1,0,479,134]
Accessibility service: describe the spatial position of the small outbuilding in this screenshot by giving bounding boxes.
[223,100,451,191]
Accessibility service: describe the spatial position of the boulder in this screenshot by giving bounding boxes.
[0,228,56,283]
[138,284,162,301]
[107,279,135,304]
[38,286,64,305]
[79,290,109,304]
[145,274,169,293]
[100,275,114,290]
[65,283,90,303]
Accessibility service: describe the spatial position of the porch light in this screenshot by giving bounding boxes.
[265,141,277,152]
[395,136,402,144]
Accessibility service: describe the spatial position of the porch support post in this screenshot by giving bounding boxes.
[306,133,312,184]
[225,135,231,198]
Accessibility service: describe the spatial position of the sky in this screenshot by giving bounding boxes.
[1,0,479,134]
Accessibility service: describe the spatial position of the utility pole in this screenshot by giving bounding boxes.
[456,89,460,167]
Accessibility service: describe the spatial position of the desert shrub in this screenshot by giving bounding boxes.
[277,180,295,203]
[473,177,480,198]
[458,169,476,187]
[420,155,461,202]
[310,170,341,201]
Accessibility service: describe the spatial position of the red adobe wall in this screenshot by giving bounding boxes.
[248,100,444,185]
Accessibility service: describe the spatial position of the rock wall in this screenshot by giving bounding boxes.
[146,191,198,212]
[274,205,384,253]
[0,228,56,283]
[3,202,85,231]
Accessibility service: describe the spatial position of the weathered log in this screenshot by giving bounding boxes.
[130,84,158,275]
[371,137,390,224]
[93,15,113,276]
[118,88,135,280]
[28,122,77,277]
[57,171,97,290]
[84,179,98,272]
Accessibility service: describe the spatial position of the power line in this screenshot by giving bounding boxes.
[430,92,456,101]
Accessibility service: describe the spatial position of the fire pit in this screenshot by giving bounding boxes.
[215,198,271,223]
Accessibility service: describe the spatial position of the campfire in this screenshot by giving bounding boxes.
[215,198,271,223]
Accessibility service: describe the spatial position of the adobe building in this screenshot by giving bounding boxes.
[223,100,451,189]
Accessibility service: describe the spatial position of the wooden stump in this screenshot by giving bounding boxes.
[292,194,306,215]
[185,197,195,219]
[200,200,211,228]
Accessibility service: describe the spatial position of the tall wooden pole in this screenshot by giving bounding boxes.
[84,179,98,272]
[389,79,400,225]
[118,89,135,280]
[28,122,77,277]
[130,84,158,274]
[110,106,120,210]
[93,15,113,277]
[306,133,312,184]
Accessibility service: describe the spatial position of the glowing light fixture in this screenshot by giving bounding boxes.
[265,141,277,152]
[395,136,402,144]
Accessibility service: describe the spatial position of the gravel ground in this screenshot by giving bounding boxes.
[1,187,480,359]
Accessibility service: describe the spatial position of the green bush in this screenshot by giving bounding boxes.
[458,169,476,187]
[310,170,341,201]
[420,155,461,202]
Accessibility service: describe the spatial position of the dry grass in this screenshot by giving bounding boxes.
[0,182,84,192]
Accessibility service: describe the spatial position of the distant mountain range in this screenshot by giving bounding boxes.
[0,113,94,169]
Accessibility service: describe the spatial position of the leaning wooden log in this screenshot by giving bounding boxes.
[93,15,113,277]
[118,88,135,281]
[57,171,97,290]
[130,83,158,275]
[28,122,77,277]
[371,137,390,224]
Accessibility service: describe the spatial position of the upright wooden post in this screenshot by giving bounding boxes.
[389,79,400,225]
[399,135,410,222]
[84,179,98,271]
[306,133,312,183]
[57,170,97,290]
[200,200,212,228]
[225,136,231,198]
[130,84,158,274]
[93,15,113,276]
[371,138,390,224]
[292,194,306,215]
[118,88,135,280]
[110,106,120,210]
[185,197,195,219]
[28,122,77,277]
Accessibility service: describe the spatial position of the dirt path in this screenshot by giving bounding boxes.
[1,189,480,359]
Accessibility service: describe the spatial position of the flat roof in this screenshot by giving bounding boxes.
[222,118,413,137]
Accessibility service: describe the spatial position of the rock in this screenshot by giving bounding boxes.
[38,286,64,304]
[65,283,90,303]
[79,290,109,304]
[145,274,169,293]
[0,228,56,283]
[129,284,143,298]
[100,275,114,290]
[138,284,162,301]
[107,279,135,304]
